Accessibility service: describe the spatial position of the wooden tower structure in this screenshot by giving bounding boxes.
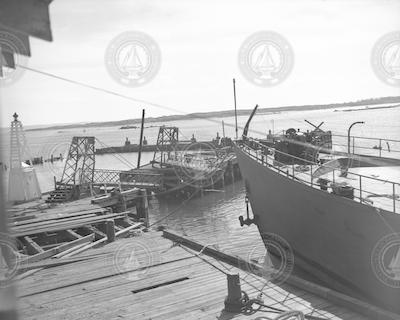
[152,126,179,166]
[46,136,95,203]
[8,113,41,203]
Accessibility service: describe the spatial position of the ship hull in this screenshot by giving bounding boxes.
[234,144,400,314]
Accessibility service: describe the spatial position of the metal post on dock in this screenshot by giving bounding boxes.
[222,120,225,138]
[233,78,238,140]
[310,164,313,187]
[224,273,242,312]
[379,139,382,157]
[106,219,116,242]
[136,189,149,228]
[137,109,145,169]
[359,176,362,203]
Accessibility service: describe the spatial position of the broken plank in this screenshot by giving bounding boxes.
[63,229,82,240]
[20,233,95,264]
[63,222,143,258]
[23,236,44,254]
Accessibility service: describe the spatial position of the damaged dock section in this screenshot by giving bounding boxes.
[15,228,391,320]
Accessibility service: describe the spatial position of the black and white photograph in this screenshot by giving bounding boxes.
[1,1,400,319]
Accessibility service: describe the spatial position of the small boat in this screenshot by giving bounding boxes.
[234,105,400,315]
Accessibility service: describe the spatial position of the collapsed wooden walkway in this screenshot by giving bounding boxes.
[15,228,388,320]
[7,189,149,277]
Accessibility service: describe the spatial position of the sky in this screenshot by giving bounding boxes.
[1,0,400,127]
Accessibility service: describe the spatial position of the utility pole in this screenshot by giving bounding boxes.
[233,78,238,140]
[137,109,145,168]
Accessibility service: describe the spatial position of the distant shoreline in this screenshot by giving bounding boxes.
[25,96,400,132]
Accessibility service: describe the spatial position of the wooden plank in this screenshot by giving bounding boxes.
[12,212,127,237]
[63,229,82,240]
[20,233,95,264]
[10,207,108,227]
[0,0,53,41]
[18,256,98,271]
[0,28,31,56]
[23,236,44,254]
[81,226,106,239]
[52,242,90,259]
[62,222,143,258]
[163,230,400,320]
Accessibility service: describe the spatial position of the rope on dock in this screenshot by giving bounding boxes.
[240,290,328,320]
[177,243,229,275]
[176,243,328,320]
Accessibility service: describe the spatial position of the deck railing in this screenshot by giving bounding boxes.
[331,134,400,158]
[240,137,400,213]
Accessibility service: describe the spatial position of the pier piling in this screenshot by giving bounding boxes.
[106,219,115,243]
[224,273,243,312]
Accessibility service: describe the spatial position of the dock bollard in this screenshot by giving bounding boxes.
[106,219,116,242]
[224,273,242,312]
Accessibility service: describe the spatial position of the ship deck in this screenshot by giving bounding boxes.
[241,142,400,214]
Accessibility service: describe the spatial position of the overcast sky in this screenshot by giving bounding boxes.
[1,0,400,127]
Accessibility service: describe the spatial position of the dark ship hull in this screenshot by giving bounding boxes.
[234,143,400,315]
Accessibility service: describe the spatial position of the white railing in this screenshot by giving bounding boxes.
[240,138,400,213]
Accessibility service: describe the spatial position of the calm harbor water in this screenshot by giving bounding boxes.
[1,105,400,251]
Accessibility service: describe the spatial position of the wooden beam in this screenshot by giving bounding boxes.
[0,50,15,69]
[21,233,95,264]
[0,28,31,56]
[23,236,44,255]
[106,219,115,243]
[63,229,82,240]
[12,212,127,237]
[0,0,53,41]
[81,226,106,239]
[62,222,143,258]
[18,256,98,271]
[163,230,400,320]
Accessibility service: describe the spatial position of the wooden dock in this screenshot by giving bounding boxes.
[14,227,392,320]
[6,189,149,275]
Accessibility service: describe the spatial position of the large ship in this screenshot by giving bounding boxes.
[234,105,400,315]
